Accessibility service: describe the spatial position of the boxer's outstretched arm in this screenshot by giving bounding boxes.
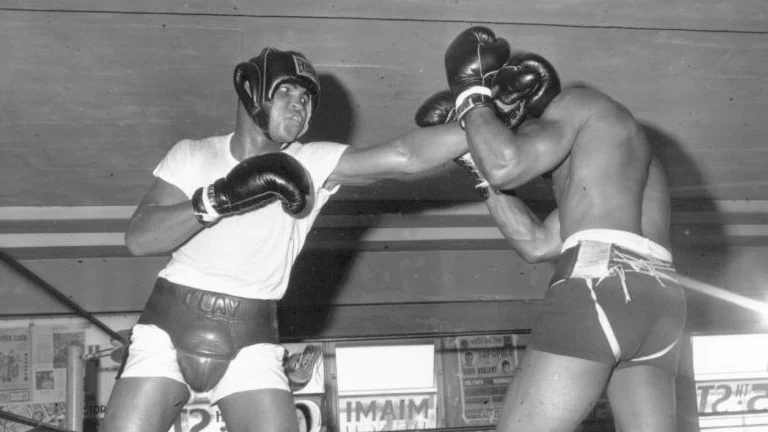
[326,123,468,187]
[125,178,203,256]
[485,189,561,263]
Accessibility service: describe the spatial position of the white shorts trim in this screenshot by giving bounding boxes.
[561,229,672,262]
[120,324,290,404]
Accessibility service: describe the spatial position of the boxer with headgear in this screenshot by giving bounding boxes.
[441,26,685,432]
[233,48,320,141]
[105,45,474,432]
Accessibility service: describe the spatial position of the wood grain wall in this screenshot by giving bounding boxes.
[1,1,766,205]
[1,1,767,342]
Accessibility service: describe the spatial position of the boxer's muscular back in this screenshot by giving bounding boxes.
[547,87,669,247]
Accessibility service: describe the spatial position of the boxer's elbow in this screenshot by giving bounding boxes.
[475,144,524,189]
[124,220,164,256]
[124,231,152,256]
[509,237,559,264]
[519,248,552,264]
[484,159,526,190]
[390,141,423,176]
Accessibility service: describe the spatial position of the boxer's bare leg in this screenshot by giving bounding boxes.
[607,365,677,432]
[102,377,189,432]
[496,349,612,432]
[219,388,299,432]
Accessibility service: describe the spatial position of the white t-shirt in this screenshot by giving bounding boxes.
[152,133,348,299]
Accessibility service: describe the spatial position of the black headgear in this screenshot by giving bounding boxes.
[233,47,320,139]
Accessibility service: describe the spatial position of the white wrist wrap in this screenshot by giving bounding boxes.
[454,86,492,112]
[201,185,221,220]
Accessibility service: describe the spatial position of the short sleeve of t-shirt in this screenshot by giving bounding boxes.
[152,139,202,197]
[288,141,349,196]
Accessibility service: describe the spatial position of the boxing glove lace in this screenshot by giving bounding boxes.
[444,26,510,126]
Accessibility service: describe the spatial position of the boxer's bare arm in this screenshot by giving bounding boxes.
[462,105,575,191]
[486,189,562,263]
[326,123,468,187]
[125,178,203,256]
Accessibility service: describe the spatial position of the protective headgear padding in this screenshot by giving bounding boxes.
[233,47,320,136]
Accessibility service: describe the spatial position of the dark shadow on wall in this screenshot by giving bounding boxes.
[281,73,360,340]
[301,73,355,145]
[643,122,728,432]
[643,122,730,323]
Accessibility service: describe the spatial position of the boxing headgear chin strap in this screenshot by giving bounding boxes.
[233,47,321,141]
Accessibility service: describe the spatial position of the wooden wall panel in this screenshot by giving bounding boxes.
[5,0,766,32]
[278,301,542,341]
[1,242,765,335]
[0,250,549,316]
[0,11,766,205]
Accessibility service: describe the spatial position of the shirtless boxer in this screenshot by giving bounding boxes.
[423,26,686,431]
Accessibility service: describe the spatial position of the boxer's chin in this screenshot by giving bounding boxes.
[270,121,303,144]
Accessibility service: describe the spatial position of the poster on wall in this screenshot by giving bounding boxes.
[452,334,522,424]
[445,333,612,430]
[31,322,87,403]
[0,321,88,432]
[0,327,32,404]
[338,392,436,432]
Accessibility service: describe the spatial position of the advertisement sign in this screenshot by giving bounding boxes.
[0,321,90,432]
[0,327,32,404]
[338,393,436,432]
[169,397,321,432]
[697,378,768,415]
[692,333,768,431]
[453,335,520,424]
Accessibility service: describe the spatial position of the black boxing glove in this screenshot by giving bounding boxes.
[414,89,457,127]
[444,26,510,126]
[191,153,312,226]
[414,90,490,199]
[492,52,561,129]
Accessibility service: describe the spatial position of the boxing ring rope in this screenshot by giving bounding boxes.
[0,250,128,345]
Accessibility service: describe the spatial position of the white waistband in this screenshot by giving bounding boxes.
[561,229,672,262]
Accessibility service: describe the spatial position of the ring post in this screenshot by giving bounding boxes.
[66,345,84,432]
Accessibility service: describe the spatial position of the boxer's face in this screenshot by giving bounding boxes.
[267,83,311,143]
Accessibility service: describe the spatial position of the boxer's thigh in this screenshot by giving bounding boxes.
[218,388,299,432]
[102,377,190,432]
